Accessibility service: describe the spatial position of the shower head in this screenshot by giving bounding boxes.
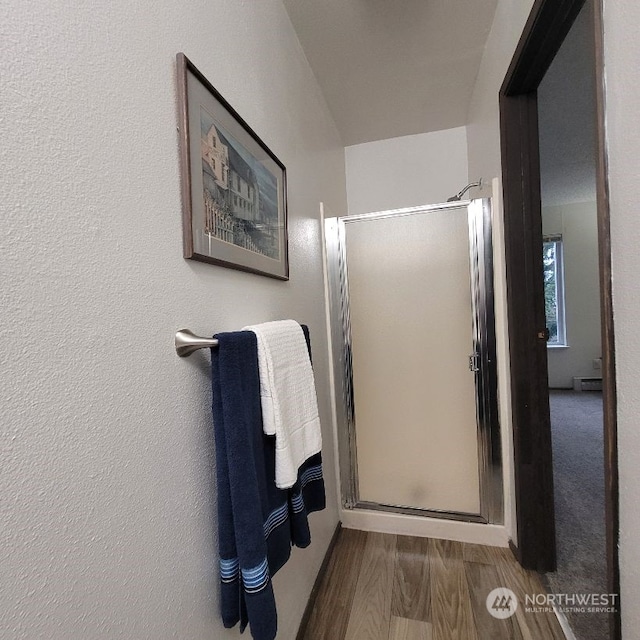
[447,179,483,202]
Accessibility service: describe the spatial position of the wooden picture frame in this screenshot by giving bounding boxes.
[176,53,289,280]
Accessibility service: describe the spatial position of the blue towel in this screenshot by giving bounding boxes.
[211,328,325,640]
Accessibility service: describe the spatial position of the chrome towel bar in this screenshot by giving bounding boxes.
[175,329,219,357]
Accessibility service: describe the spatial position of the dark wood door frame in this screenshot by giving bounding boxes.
[500,0,620,637]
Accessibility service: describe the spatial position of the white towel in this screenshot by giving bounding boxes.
[243,320,322,489]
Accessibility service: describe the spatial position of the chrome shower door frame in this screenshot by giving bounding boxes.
[325,198,503,524]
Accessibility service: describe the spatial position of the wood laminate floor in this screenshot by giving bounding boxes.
[301,529,566,640]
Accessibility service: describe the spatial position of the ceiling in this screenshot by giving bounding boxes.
[282,0,499,146]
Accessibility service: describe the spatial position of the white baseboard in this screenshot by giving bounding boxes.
[553,606,578,640]
[340,507,510,546]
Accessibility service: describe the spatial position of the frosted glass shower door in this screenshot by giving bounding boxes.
[344,206,481,515]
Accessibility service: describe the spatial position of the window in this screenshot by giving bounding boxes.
[543,236,567,346]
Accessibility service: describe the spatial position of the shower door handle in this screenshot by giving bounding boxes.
[468,353,480,373]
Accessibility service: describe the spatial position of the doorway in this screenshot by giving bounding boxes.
[537,5,607,638]
[499,0,619,637]
[325,199,502,524]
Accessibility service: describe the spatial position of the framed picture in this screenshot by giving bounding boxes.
[176,53,289,280]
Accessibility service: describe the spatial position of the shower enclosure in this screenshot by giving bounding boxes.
[325,199,502,524]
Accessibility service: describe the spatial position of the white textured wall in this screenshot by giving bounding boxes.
[489,177,517,546]
[542,202,601,389]
[0,1,346,639]
[466,0,536,191]
[465,2,536,544]
[603,0,640,635]
[344,128,469,214]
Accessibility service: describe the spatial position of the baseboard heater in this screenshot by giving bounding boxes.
[573,376,603,391]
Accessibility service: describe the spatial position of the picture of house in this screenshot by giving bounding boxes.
[200,108,280,260]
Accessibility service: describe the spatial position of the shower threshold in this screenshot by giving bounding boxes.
[351,500,487,524]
